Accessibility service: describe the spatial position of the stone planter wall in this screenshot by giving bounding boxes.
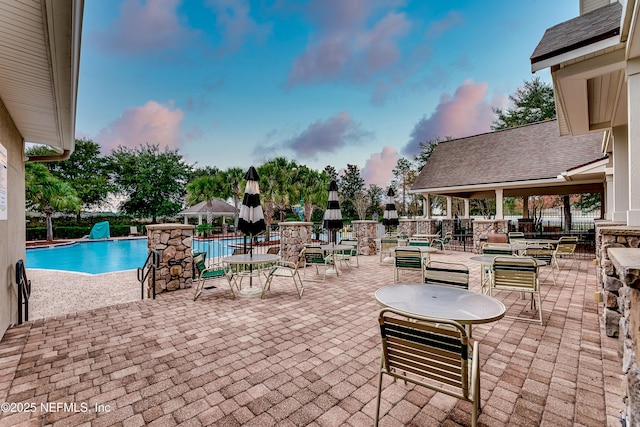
[279,222,313,263]
[146,224,195,296]
[352,220,377,255]
[605,247,640,426]
[398,219,416,238]
[472,219,510,253]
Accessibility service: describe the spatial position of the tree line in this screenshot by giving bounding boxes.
[26,77,598,239]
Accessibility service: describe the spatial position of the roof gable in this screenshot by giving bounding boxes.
[412,120,606,191]
[531,2,621,65]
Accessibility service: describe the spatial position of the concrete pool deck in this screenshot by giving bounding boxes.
[2,251,625,426]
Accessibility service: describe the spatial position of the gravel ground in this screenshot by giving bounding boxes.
[26,269,142,320]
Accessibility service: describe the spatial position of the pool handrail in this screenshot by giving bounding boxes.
[15,260,31,324]
[137,249,160,299]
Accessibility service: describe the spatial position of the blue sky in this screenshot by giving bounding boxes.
[76,0,578,187]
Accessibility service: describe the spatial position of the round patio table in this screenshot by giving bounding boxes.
[375,283,506,337]
[320,244,352,275]
[223,253,280,298]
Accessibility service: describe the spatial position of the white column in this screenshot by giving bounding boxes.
[446,196,452,219]
[612,126,629,222]
[627,61,640,225]
[423,194,431,219]
[464,199,470,218]
[605,170,614,220]
[495,188,504,219]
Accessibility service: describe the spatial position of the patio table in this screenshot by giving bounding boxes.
[222,253,280,298]
[320,244,352,276]
[375,283,506,337]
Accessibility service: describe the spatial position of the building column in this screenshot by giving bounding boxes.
[446,196,452,219]
[612,125,629,222]
[495,188,504,219]
[423,194,431,219]
[522,197,529,219]
[627,62,640,226]
[605,171,614,220]
[464,199,470,218]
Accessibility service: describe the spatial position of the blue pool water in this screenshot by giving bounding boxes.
[26,239,150,274]
[26,238,240,275]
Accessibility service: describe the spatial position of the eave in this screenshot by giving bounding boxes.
[0,0,83,154]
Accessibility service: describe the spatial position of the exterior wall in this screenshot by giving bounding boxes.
[472,219,510,252]
[352,220,377,255]
[606,247,640,425]
[0,99,25,338]
[415,218,438,235]
[398,219,416,237]
[146,224,195,296]
[580,0,611,15]
[279,222,312,263]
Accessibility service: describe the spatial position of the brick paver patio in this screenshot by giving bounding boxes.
[0,250,623,426]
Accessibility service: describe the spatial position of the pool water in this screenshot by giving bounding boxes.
[26,239,150,274]
[26,237,271,275]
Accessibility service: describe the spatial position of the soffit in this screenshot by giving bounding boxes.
[0,0,82,151]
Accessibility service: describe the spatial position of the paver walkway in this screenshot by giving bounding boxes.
[0,251,623,426]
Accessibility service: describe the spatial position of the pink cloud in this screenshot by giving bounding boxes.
[96,101,184,154]
[207,0,271,55]
[402,80,495,156]
[286,2,411,87]
[95,0,198,56]
[361,146,401,187]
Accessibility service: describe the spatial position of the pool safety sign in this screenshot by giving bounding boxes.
[0,143,6,220]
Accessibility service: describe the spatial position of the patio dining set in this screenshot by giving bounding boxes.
[190,228,583,426]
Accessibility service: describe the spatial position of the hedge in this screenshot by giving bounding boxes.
[26,225,141,241]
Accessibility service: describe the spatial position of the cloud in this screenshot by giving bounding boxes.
[94,0,199,57]
[402,80,495,157]
[284,111,372,158]
[361,146,400,187]
[207,0,271,55]
[286,1,411,87]
[96,101,185,154]
[425,11,464,39]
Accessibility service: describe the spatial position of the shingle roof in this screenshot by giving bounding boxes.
[530,2,621,65]
[179,199,238,215]
[411,120,606,191]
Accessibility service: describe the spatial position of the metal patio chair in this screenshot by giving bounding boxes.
[374,308,480,427]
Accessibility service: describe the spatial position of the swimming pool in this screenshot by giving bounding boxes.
[26,236,274,274]
[26,239,150,274]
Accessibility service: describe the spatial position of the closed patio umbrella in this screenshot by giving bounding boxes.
[323,180,343,244]
[238,166,266,242]
[382,187,399,235]
[237,166,266,293]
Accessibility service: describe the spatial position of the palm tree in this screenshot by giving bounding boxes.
[25,163,81,241]
[221,167,245,228]
[291,167,329,222]
[186,174,224,226]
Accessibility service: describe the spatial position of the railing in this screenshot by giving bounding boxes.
[15,260,31,324]
[137,249,160,300]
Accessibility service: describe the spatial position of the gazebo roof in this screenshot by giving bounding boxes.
[178,199,238,216]
[411,120,607,198]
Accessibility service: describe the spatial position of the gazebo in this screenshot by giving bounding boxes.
[178,199,239,228]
